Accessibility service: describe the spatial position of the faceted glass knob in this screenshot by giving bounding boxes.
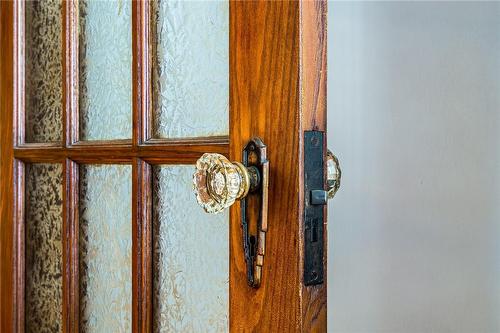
[193,153,251,214]
[327,150,341,199]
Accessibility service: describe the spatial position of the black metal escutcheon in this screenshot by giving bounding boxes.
[304,131,326,286]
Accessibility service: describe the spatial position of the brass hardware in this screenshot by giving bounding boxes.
[326,149,341,199]
[193,138,269,288]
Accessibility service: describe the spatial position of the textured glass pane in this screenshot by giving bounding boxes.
[25,0,63,143]
[79,0,132,140]
[153,166,228,332]
[151,0,229,138]
[25,164,63,333]
[79,165,132,332]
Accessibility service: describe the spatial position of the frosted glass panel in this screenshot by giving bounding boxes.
[79,165,132,332]
[25,0,63,143]
[153,166,228,332]
[79,0,132,140]
[25,164,63,333]
[151,0,229,138]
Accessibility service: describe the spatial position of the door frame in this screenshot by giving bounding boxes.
[0,1,327,332]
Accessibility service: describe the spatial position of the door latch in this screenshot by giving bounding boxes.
[304,131,341,286]
[193,138,269,288]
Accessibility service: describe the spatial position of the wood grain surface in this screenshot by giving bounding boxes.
[230,1,327,332]
[1,1,17,331]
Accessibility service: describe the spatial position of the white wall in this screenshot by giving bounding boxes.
[327,2,500,332]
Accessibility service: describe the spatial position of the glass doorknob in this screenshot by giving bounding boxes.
[193,138,269,288]
[193,153,260,214]
[326,149,341,199]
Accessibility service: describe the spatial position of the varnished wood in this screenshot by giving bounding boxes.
[132,0,141,145]
[15,0,23,146]
[13,140,229,164]
[300,2,328,332]
[1,1,16,331]
[132,159,152,333]
[64,160,79,333]
[65,0,79,146]
[14,162,25,333]
[134,0,150,144]
[230,1,327,331]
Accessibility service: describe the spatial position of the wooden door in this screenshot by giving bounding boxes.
[0,0,327,332]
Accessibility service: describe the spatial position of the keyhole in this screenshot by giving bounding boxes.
[311,219,318,243]
[250,235,256,256]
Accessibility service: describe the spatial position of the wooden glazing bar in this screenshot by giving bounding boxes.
[63,159,80,333]
[14,0,23,146]
[133,0,150,145]
[14,161,25,333]
[132,158,152,332]
[14,141,229,164]
[65,0,79,146]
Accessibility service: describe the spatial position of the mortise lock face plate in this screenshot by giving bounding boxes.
[303,131,326,286]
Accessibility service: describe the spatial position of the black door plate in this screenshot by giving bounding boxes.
[303,131,326,286]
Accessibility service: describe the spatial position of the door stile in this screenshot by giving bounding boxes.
[132,158,153,333]
[299,1,328,331]
[0,0,16,331]
[230,1,302,331]
[229,1,327,331]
